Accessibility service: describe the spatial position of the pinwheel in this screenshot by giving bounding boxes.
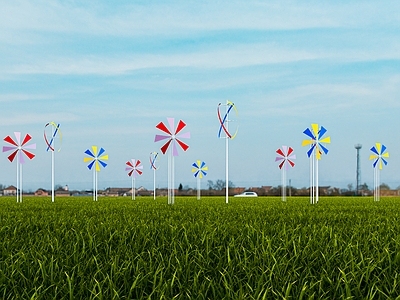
[192,160,208,200]
[302,123,331,204]
[155,118,190,205]
[275,146,296,202]
[83,146,108,201]
[370,143,389,201]
[3,132,36,203]
[125,159,143,200]
[150,152,159,200]
[217,101,238,204]
[44,122,62,202]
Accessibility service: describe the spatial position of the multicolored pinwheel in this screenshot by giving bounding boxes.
[44,122,62,202]
[217,101,239,204]
[370,143,389,201]
[302,124,331,204]
[3,132,36,202]
[150,152,159,200]
[275,146,296,202]
[84,146,108,201]
[155,118,190,156]
[125,159,143,200]
[192,160,208,200]
[155,118,190,205]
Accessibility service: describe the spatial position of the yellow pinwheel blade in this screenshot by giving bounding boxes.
[320,137,331,144]
[92,145,98,156]
[375,143,381,154]
[99,155,109,161]
[369,154,378,160]
[191,168,197,173]
[203,166,209,171]
[83,157,93,163]
[302,140,314,147]
[95,161,101,172]
[311,124,319,137]
[382,152,389,158]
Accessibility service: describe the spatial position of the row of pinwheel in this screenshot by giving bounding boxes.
[1,102,389,204]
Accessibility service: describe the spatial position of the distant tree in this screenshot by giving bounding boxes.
[359,183,369,191]
[347,183,353,192]
[380,183,390,190]
[178,183,183,191]
[207,180,214,190]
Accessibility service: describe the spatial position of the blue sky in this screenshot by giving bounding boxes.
[0,0,399,192]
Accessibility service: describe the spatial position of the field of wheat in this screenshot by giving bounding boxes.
[0,196,399,299]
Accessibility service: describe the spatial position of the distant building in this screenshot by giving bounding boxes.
[35,188,49,196]
[3,185,17,196]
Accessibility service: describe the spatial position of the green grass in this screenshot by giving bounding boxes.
[0,196,399,299]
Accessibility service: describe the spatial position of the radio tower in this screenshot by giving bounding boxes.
[355,144,362,195]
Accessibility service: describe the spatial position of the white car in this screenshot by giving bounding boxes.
[234,191,258,197]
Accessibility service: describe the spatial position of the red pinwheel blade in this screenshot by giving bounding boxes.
[4,135,18,147]
[276,148,285,157]
[7,150,18,162]
[126,160,134,168]
[160,139,172,154]
[156,122,172,136]
[176,139,189,152]
[175,120,186,135]
[288,160,295,168]
[21,134,32,146]
[287,147,294,156]
[278,161,285,169]
[22,149,35,160]
[135,159,141,168]
[127,170,133,177]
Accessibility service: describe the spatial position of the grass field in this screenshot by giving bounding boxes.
[0,196,399,299]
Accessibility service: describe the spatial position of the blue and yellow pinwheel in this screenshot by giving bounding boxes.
[301,123,331,159]
[370,143,389,170]
[84,146,108,172]
[192,160,208,179]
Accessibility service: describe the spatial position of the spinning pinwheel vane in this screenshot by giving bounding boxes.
[84,146,108,201]
[302,124,331,204]
[3,132,36,203]
[217,101,238,204]
[275,146,296,202]
[155,118,190,204]
[44,122,62,202]
[126,159,143,200]
[370,143,389,202]
[192,160,208,200]
[150,152,159,200]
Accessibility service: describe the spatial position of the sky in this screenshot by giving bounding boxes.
[0,0,399,192]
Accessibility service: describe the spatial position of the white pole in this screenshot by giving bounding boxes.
[316,154,319,204]
[93,168,96,201]
[197,177,201,200]
[172,154,175,205]
[168,149,172,204]
[16,155,19,203]
[51,149,55,203]
[153,168,156,200]
[133,177,136,200]
[20,163,23,203]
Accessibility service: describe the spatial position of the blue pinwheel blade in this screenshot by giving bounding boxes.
[303,128,315,140]
[382,158,388,166]
[307,144,316,158]
[192,162,199,168]
[98,147,106,157]
[85,149,95,157]
[380,144,387,155]
[99,160,107,168]
[200,161,206,168]
[201,170,207,177]
[373,159,379,168]
[194,171,199,178]
[87,161,95,170]
[318,126,327,140]
[319,143,329,155]
[370,146,379,156]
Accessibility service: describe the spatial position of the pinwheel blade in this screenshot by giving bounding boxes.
[87,160,95,170]
[21,134,32,146]
[85,149,95,158]
[22,149,35,161]
[370,146,379,156]
[7,150,18,162]
[175,120,186,135]
[176,139,189,152]
[160,139,172,155]
[307,144,316,158]
[154,134,171,142]
[319,144,329,155]
[98,147,106,157]
[287,147,294,156]
[4,135,18,147]
[303,128,315,140]
[380,144,387,155]
[156,122,172,136]
[318,126,327,140]
[276,148,285,157]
